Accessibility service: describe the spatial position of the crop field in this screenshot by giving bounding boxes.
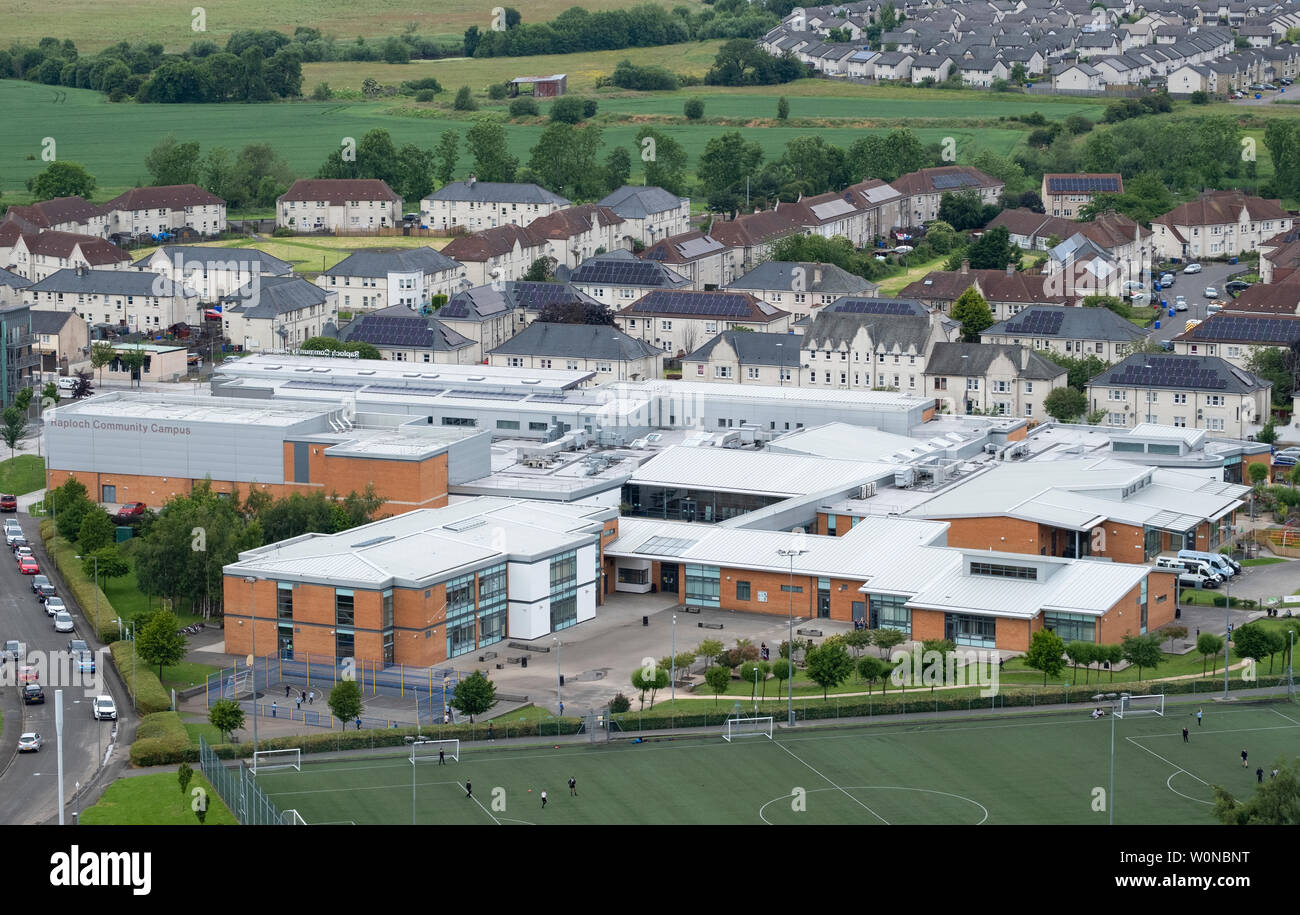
[0,0,705,53]
[254,699,1300,825]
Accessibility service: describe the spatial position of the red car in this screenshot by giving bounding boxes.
[114,502,147,523]
[0,494,16,512]
[18,557,39,575]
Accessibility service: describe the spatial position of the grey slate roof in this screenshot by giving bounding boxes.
[134,246,293,274]
[337,305,474,352]
[439,285,514,322]
[425,181,570,207]
[222,276,329,317]
[0,267,32,289]
[28,310,74,334]
[565,251,691,289]
[489,322,660,361]
[925,342,1067,380]
[327,247,462,278]
[984,305,1147,342]
[803,312,935,353]
[1088,353,1270,394]
[826,297,930,316]
[597,186,687,220]
[684,331,802,367]
[725,261,877,296]
[29,268,194,297]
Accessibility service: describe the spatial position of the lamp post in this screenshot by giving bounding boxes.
[555,637,562,716]
[671,613,676,705]
[777,545,809,727]
[1223,570,1231,699]
[243,575,259,756]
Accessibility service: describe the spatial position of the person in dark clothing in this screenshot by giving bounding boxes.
[465,780,472,798]
[1182,727,1189,743]
[569,776,577,796]
[438,749,445,765]
[1257,767,1264,783]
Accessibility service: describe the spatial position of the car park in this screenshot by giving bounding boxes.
[92,696,117,721]
[18,557,39,575]
[43,596,65,617]
[0,494,15,512]
[1204,286,1218,298]
[1183,263,1202,274]
[18,733,42,753]
[22,683,44,705]
[53,611,74,633]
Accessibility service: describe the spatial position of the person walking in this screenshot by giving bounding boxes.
[438,748,445,766]
[568,776,577,797]
[284,684,291,698]
[1182,726,1189,743]
[309,690,314,705]
[1196,708,1203,727]
[541,790,547,809]
[1242,748,1249,767]
[488,722,494,742]
[465,780,472,799]
[355,716,362,731]
[295,695,302,712]
[271,701,277,718]
[1257,767,1264,783]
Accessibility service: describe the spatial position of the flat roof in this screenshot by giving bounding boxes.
[216,353,593,392]
[620,380,931,410]
[628,445,897,498]
[767,421,977,463]
[52,392,332,428]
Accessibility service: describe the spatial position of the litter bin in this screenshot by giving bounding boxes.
[521,656,528,668]
[642,615,649,627]
[1154,319,1161,329]
[559,674,565,686]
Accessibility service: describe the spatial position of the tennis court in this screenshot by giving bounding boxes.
[254,700,1300,825]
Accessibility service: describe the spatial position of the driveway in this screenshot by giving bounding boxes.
[1144,260,1246,344]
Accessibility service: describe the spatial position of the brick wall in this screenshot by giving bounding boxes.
[943,516,1045,554]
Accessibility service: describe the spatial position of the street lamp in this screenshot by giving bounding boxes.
[671,613,677,706]
[777,544,809,727]
[243,575,259,756]
[555,637,562,717]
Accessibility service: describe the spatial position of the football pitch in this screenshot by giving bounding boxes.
[255,701,1300,825]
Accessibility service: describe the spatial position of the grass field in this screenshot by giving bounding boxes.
[130,235,451,274]
[0,455,45,496]
[80,771,237,825]
[254,699,1300,824]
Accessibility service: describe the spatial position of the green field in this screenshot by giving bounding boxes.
[80,771,237,825]
[0,455,45,496]
[254,699,1300,825]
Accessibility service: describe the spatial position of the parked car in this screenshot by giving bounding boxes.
[1204,286,1218,298]
[1225,280,1251,297]
[1249,83,1266,91]
[8,535,27,552]
[22,683,44,705]
[91,696,117,721]
[1264,83,1278,91]
[1122,280,1145,298]
[1159,272,1175,286]
[68,638,88,654]
[114,502,147,524]
[75,651,96,674]
[53,611,74,633]
[13,546,33,563]
[30,574,49,594]
[56,376,77,393]
[5,528,26,547]
[2,640,23,662]
[18,733,42,753]
[1183,263,1203,274]
[35,581,57,601]
[0,494,16,512]
[43,596,65,618]
[1282,78,1294,86]
[18,557,38,575]
[1174,295,1188,311]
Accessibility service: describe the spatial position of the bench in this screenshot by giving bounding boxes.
[698,622,724,630]
[506,655,525,665]
[680,606,701,614]
[478,650,498,662]
[796,628,823,637]
[508,641,550,653]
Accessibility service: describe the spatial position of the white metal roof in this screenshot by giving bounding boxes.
[629,445,896,497]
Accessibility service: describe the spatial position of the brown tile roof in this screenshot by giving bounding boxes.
[20,231,130,266]
[3,196,106,231]
[0,223,22,249]
[1223,282,1300,316]
[708,206,806,249]
[440,223,541,262]
[900,267,1068,304]
[278,179,400,205]
[889,166,1003,197]
[988,208,1074,241]
[1079,210,1150,249]
[1262,226,1300,274]
[1152,189,1289,229]
[524,204,623,241]
[104,184,225,211]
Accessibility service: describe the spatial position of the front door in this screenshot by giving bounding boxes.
[659,563,679,596]
[818,591,831,619]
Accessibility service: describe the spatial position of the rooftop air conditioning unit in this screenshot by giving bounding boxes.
[857,482,877,499]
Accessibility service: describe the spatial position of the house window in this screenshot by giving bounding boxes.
[747,367,760,379]
[714,366,733,379]
[736,580,751,601]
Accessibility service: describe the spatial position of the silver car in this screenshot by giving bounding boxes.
[1204,286,1218,298]
[53,611,74,633]
[43,596,65,618]
[1183,262,1202,274]
[18,732,42,752]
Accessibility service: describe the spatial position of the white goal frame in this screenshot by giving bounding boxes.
[722,716,774,741]
[252,748,301,773]
[1114,694,1165,718]
[282,809,307,825]
[410,737,459,763]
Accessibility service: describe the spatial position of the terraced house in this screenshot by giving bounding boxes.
[923,342,1067,418]
[1151,190,1292,260]
[103,184,227,237]
[981,305,1148,363]
[0,227,131,281]
[133,246,293,301]
[315,248,466,311]
[277,179,402,232]
[26,266,199,331]
[2,195,110,238]
[801,309,956,392]
[421,178,570,230]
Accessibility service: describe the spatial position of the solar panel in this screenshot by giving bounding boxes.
[829,298,925,315]
[282,380,365,391]
[632,290,758,318]
[1005,309,1065,335]
[1109,357,1231,390]
[447,389,519,401]
[528,393,570,403]
[365,384,447,396]
[1189,315,1300,344]
[931,173,979,190]
[1047,176,1121,194]
[637,535,699,556]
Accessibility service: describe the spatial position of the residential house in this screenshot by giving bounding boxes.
[801,310,956,392]
[435,284,520,361]
[681,331,802,386]
[981,304,1148,361]
[615,290,792,356]
[488,322,662,384]
[890,166,1005,225]
[910,53,955,81]
[900,262,1070,319]
[316,248,466,312]
[871,51,916,80]
[27,266,200,331]
[421,179,570,231]
[844,179,905,242]
[1222,281,1300,316]
[924,342,1067,417]
[1086,353,1271,436]
[724,261,879,319]
[2,196,110,239]
[439,223,547,286]
[1151,190,1293,259]
[0,303,37,406]
[988,208,1077,250]
[1259,227,1300,284]
[335,304,476,364]
[639,231,738,291]
[29,309,89,376]
[506,280,605,330]
[1041,173,1124,218]
[2,228,131,281]
[564,250,692,309]
[220,276,338,351]
[0,267,33,306]
[132,246,293,301]
[596,186,692,246]
[525,204,626,270]
[102,185,227,237]
[277,179,402,232]
[708,205,808,271]
[1054,62,1106,89]
[1169,312,1300,370]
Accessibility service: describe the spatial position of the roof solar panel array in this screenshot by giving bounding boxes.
[829,298,924,315]
[447,389,520,401]
[573,260,670,286]
[365,384,447,396]
[931,173,980,190]
[1047,176,1121,194]
[632,291,755,317]
[1190,315,1300,344]
[282,380,365,392]
[1111,358,1228,390]
[1004,309,1066,335]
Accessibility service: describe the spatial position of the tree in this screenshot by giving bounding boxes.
[1044,386,1088,423]
[696,130,764,205]
[453,86,477,110]
[964,226,1020,271]
[1195,632,1226,677]
[804,641,854,699]
[630,664,669,709]
[1256,420,1278,445]
[27,160,96,201]
[451,669,497,721]
[466,119,518,183]
[1248,461,1270,488]
[527,122,604,200]
[328,678,364,727]
[49,476,94,542]
[856,656,886,693]
[178,761,194,797]
[1,407,26,459]
[938,190,990,231]
[145,136,202,186]
[697,638,724,668]
[299,337,381,360]
[704,665,731,708]
[1024,628,1066,685]
[1231,625,1270,673]
[770,657,792,697]
[1120,632,1163,682]
[739,661,764,701]
[1214,757,1300,824]
[873,628,905,659]
[549,95,587,123]
[843,628,873,656]
[951,287,995,342]
[136,608,188,680]
[777,96,789,120]
[634,128,689,197]
[207,698,245,743]
[433,131,459,186]
[522,257,553,283]
[77,509,115,553]
[684,98,704,120]
[1065,641,1096,683]
[602,146,631,194]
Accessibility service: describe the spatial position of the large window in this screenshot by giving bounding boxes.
[446,572,477,658]
[1043,611,1095,644]
[277,583,294,620]
[335,589,354,627]
[550,551,578,632]
[736,580,751,601]
[478,563,507,648]
[869,593,911,634]
[684,565,720,608]
[945,613,996,648]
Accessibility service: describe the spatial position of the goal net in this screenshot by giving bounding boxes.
[1114,694,1165,718]
[282,809,307,825]
[252,748,301,773]
[409,737,459,763]
[723,716,774,741]
[222,669,251,700]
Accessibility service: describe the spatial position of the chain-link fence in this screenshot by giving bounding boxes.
[199,736,287,825]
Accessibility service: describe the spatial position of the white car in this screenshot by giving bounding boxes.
[91,696,117,721]
[43,596,65,618]
[1174,295,1188,311]
[1183,263,1202,274]
[53,611,74,633]
[18,732,42,753]
[1204,286,1218,299]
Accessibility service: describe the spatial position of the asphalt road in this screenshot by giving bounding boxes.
[0,514,127,825]
[1144,260,1245,344]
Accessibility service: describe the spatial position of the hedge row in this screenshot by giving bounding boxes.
[110,641,172,715]
[130,711,197,766]
[39,522,118,642]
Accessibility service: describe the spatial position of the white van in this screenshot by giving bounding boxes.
[1177,549,1237,578]
[1155,556,1223,583]
[56,376,77,392]
[1177,568,1220,589]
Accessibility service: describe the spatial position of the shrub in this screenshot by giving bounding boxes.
[111,640,172,714]
[582,98,597,118]
[550,95,585,122]
[509,97,538,116]
[609,692,632,713]
[402,76,443,93]
[415,89,436,102]
[488,82,507,100]
[311,82,332,100]
[40,523,116,641]
[684,98,704,120]
[130,711,196,766]
[272,226,295,237]
[453,86,477,110]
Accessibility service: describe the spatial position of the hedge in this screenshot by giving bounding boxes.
[130,711,197,766]
[39,521,118,642]
[111,641,172,714]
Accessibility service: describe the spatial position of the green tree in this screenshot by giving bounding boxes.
[208,698,245,742]
[1121,632,1163,681]
[857,656,886,693]
[178,761,194,796]
[49,476,94,542]
[77,508,115,553]
[873,628,905,659]
[1044,386,1088,422]
[1065,641,1097,683]
[144,135,202,186]
[634,127,689,197]
[696,638,724,667]
[527,122,604,200]
[770,657,792,697]
[951,287,995,342]
[777,96,789,120]
[27,160,97,201]
[453,86,477,110]
[684,98,704,120]
[1256,420,1278,445]
[804,641,854,699]
[466,119,518,183]
[964,225,1020,271]
[1213,757,1300,824]
[603,146,631,194]
[739,661,764,701]
[843,628,873,656]
[549,95,586,123]
[433,130,460,186]
[696,130,764,205]
[136,608,189,680]
[1197,631,1225,676]
[938,190,990,231]
[1248,462,1269,488]
[451,669,497,722]
[328,678,364,727]
[1231,625,1270,672]
[1024,628,1066,685]
[118,349,147,387]
[1,407,26,459]
[704,665,731,708]
[630,664,669,709]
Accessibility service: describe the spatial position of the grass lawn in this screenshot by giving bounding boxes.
[159,661,222,691]
[875,252,951,296]
[79,771,237,825]
[255,699,1300,824]
[486,703,572,726]
[1178,588,1255,608]
[0,455,45,496]
[184,723,225,747]
[1242,557,1290,567]
[131,234,450,275]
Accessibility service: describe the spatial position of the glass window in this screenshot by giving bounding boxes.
[446,571,478,657]
[945,612,996,648]
[335,630,354,659]
[736,580,751,601]
[277,583,293,621]
[969,561,1037,580]
[335,589,354,628]
[684,564,720,608]
[549,551,579,631]
[1043,611,1096,644]
[869,593,911,634]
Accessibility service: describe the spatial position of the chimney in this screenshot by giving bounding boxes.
[1006,263,1015,276]
[960,259,970,275]
[467,174,477,187]
[813,263,823,286]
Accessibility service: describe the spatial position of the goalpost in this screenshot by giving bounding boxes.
[282,809,307,825]
[722,716,774,741]
[1114,694,1165,718]
[410,738,460,763]
[252,748,301,774]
